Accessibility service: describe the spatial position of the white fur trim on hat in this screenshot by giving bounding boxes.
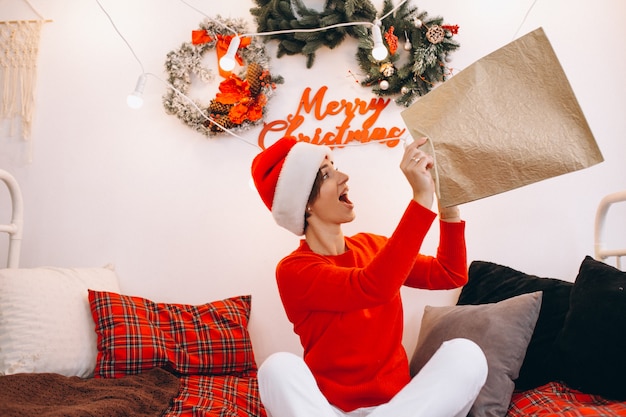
[272,141,332,235]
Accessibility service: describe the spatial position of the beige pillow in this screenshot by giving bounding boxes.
[0,266,121,377]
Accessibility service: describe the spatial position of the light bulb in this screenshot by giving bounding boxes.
[219,36,241,72]
[126,93,143,109]
[371,22,388,61]
[127,74,146,109]
[372,44,388,61]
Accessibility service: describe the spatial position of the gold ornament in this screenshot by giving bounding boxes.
[380,62,395,77]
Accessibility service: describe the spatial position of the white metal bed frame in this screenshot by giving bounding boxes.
[0,169,24,268]
[594,190,626,270]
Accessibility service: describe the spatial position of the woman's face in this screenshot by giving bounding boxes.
[308,156,355,227]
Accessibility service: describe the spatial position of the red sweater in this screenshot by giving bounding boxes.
[275,201,468,412]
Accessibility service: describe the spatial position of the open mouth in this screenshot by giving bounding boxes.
[339,192,353,206]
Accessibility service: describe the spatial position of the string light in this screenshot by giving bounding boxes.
[180,0,408,70]
[235,20,391,63]
[96,0,409,150]
[371,20,388,61]
[97,0,539,151]
[100,0,412,115]
[95,0,151,109]
[96,0,259,148]
[179,0,238,35]
[126,73,146,109]
[218,35,241,72]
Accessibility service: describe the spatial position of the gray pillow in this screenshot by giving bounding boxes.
[410,292,542,417]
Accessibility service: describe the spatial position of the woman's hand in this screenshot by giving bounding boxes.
[400,137,435,210]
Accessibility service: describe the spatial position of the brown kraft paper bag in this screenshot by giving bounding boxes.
[401,27,603,207]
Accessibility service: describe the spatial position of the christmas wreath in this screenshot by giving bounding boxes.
[162,16,283,136]
[355,0,459,106]
[250,0,378,68]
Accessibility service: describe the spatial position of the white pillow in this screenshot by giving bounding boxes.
[0,266,121,377]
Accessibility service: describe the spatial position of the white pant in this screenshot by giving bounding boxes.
[258,338,487,417]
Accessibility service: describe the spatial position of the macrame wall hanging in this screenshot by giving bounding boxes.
[0,0,51,154]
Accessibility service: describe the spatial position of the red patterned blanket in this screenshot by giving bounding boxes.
[508,382,626,416]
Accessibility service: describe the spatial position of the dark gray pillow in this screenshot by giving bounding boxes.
[410,292,542,417]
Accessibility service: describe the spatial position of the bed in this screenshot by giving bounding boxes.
[1,167,625,417]
[0,168,266,416]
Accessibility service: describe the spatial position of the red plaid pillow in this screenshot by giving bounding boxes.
[89,291,257,378]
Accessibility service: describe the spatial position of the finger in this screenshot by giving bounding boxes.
[404,140,418,154]
[409,154,423,165]
[409,148,429,162]
[402,139,431,170]
[403,136,427,149]
[405,141,424,158]
[422,154,434,169]
[411,153,434,170]
[402,143,419,165]
[414,136,428,148]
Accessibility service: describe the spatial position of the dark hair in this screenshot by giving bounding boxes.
[303,169,324,232]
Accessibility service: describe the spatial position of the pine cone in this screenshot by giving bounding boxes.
[208,100,232,115]
[247,62,263,96]
[208,114,235,132]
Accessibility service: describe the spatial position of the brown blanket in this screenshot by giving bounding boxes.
[0,367,180,417]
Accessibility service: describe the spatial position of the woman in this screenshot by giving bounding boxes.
[251,137,487,417]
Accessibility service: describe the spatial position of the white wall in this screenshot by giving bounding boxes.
[1,0,625,364]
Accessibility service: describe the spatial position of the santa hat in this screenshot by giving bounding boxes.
[251,138,332,236]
